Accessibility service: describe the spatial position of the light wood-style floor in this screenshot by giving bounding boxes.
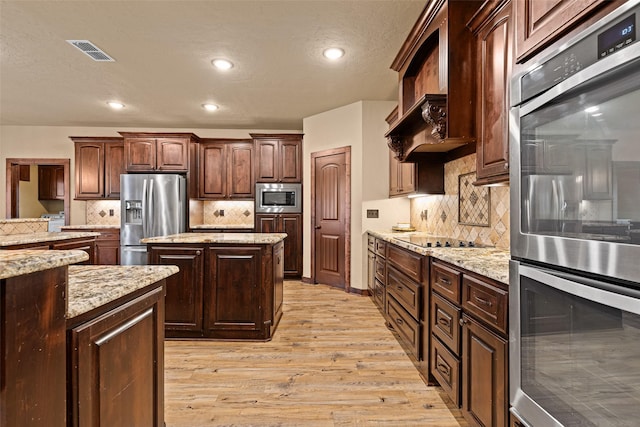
[164,280,466,427]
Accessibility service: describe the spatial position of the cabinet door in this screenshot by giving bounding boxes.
[199,142,227,199]
[227,142,255,198]
[125,138,156,171]
[205,247,263,336]
[156,138,188,171]
[51,238,96,264]
[279,139,302,182]
[95,230,120,265]
[367,250,376,296]
[104,141,125,199]
[475,1,512,184]
[69,286,165,427]
[389,153,400,196]
[461,314,507,427]
[53,166,65,199]
[584,145,613,200]
[149,246,204,334]
[399,161,415,194]
[38,165,65,200]
[255,139,279,182]
[515,0,604,62]
[273,242,284,323]
[281,213,302,277]
[255,214,279,233]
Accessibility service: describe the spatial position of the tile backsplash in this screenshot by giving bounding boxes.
[410,154,510,249]
[0,218,48,235]
[85,200,121,225]
[190,200,254,227]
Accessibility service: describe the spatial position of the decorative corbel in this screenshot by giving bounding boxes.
[387,135,404,160]
[421,99,447,139]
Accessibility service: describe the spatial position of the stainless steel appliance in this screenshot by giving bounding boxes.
[510,2,640,425]
[255,183,301,213]
[41,212,65,232]
[120,174,186,265]
[393,235,489,248]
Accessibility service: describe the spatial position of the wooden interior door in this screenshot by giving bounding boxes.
[312,149,349,289]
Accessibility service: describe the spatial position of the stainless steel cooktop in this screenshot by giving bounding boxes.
[394,235,489,248]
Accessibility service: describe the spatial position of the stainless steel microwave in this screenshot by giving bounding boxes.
[255,183,301,213]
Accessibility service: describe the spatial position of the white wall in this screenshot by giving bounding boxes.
[0,125,298,223]
[302,101,409,290]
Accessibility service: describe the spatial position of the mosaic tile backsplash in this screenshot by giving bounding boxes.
[190,200,254,227]
[0,218,49,235]
[410,154,510,250]
[85,200,121,225]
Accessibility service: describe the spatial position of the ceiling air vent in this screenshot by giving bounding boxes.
[66,40,115,62]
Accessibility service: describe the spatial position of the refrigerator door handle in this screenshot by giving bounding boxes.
[142,178,149,238]
[149,179,154,236]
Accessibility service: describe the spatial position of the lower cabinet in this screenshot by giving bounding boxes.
[68,286,165,427]
[62,228,120,265]
[6,236,97,264]
[256,213,302,278]
[148,241,284,340]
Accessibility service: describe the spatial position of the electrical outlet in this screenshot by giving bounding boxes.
[366,209,379,218]
[109,209,114,217]
[220,210,225,216]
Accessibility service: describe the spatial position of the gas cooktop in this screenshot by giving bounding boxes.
[394,235,489,248]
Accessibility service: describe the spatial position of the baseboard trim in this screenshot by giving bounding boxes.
[301,276,314,284]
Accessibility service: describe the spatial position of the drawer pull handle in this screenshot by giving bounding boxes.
[459,318,469,326]
[395,318,404,326]
[437,317,451,327]
[397,285,403,291]
[474,296,493,307]
[437,362,451,377]
[439,277,451,286]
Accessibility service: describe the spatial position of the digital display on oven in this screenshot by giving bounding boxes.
[598,13,636,59]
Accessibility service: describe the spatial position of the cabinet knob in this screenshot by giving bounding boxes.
[504,162,509,170]
[196,250,201,256]
[459,318,469,326]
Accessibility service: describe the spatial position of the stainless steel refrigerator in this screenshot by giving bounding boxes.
[120,174,186,265]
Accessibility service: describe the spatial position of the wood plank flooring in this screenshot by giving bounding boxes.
[165,280,466,426]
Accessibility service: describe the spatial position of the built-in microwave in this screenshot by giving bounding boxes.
[255,183,301,213]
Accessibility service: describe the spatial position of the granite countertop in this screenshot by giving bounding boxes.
[368,230,510,285]
[61,224,120,230]
[0,218,49,224]
[0,249,89,279]
[141,232,287,244]
[67,265,179,319]
[0,231,101,247]
[190,224,254,230]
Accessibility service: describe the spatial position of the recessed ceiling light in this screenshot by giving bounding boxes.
[202,103,219,112]
[107,101,124,110]
[212,59,233,70]
[585,106,599,113]
[323,47,345,60]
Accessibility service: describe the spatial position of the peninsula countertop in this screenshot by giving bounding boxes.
[0,231,101,247]
[0,249,89,279]
[67,265,179,319]
[141,232,287,245]
[368,230,510,285]
[61,224,120,230]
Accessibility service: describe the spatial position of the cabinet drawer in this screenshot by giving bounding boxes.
[431,336,460,406]
[387,244,422,283]
[462,275,508,335]
[387,266,420,319]
[375,256,386,283]
[431,291,461,355]
[386,296,420,358]
[374,238,386,258]
[431,261,461,304]
[367,235,375,252]
[373,278,386,310]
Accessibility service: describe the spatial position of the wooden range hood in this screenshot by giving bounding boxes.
[386,0,480,162]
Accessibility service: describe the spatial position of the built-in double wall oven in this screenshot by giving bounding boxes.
[510,1,640,426]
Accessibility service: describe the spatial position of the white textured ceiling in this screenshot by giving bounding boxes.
[0,0,425,130]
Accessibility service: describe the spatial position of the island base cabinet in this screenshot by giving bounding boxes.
[68,286,165,427]
[1,267,67,427]
[461,314,507,427]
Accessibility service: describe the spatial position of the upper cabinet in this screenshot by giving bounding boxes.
[386,1,481,162]
[71,137,125,200]
[119,132,198,172]
[38,165,65,200]
[468,0,514,185]
[514,0,624,62]
[251,133,303,183]
[198,139,254,200]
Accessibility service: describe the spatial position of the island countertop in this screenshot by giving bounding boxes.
[368,230,510,285]
[0,249,89,279]
[141,232,287,244]
[61,224,120,230]
[0,231,101,247]
[190,224,254,230]
[67,265,179,319]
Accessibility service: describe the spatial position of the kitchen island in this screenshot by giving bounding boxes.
[1,230,101,264]
[0,249,177,427]
[142,232,286,340]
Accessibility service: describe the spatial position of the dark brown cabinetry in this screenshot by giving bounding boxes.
[51,238,96,264]
[389,154,416,196]
[63,228,120,265]
[198,139,254,199]
[429,259,508,427]
[68,286,165,427]
[373,238,387,310]
[389,153,445,197]
[1,266,68,426]
[256,213,302,277]
[514,0,621,62]
[120,132,197,172]
[71,137,125,200]
[469,0,513,185]
[252,133,303,183]
[147,241,284,340]
[38,165,65,200]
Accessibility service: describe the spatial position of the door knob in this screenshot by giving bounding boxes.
[314,225,321,229]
